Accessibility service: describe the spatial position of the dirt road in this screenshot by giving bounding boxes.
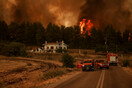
[55,66,132,88]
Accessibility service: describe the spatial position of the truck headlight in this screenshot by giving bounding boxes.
[82,65,85,67]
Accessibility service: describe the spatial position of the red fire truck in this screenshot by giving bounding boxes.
[95,59,109,69]
[77,59,95,71]
[107,53,118,66]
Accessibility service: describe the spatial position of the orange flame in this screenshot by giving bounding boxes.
[79,19,93,36]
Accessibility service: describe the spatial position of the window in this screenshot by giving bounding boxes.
[64,47,66,49]
[51,46,54,49]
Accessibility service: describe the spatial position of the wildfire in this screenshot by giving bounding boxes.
[79,19,93,35]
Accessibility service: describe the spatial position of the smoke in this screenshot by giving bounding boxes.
[0,0,15,24]
[0,0,85,27]
[79,0,132,32]
[0,0,132,32]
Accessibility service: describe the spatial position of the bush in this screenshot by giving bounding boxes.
[61,53,75,68]
[0,42,27,56]
[56,48,67,53]
[122,59,130,67]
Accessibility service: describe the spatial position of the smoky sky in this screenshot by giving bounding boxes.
[0,0,132,32]
[79,0,132,32]
[0,0,84,27]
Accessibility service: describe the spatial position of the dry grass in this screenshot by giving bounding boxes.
[28,53,62,61]
[0,60,27,73]
[0,55,62,88]
[43,68,69,80]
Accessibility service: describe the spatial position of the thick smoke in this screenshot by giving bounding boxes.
[0,0,85,27]
[0,0,15,24]
[79,0,132,32]
[0,0,132,31]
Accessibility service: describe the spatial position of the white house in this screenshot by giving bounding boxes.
[42,41,67,53]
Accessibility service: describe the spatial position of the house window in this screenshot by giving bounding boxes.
[51,46,54,49]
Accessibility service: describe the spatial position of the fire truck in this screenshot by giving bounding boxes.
[82,59,95,71]
[107,53,118,66]
[77,59,95,71]
[95,59,109,69]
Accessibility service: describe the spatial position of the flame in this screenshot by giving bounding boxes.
[79,19,93,35]
[79,19,86,34]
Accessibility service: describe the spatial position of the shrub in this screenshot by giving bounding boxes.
[56,48,67,53]
[61,53,75,68]
[122,59,130,67]
[1,42,27,56]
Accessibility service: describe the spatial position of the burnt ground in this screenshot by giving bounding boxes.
[0,56,61,88]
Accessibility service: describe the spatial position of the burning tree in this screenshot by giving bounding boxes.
[79,19,93,36]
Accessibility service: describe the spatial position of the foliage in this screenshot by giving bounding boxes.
[95,44,106,53]
[0,20,132,53]
[0,21,8,40]
[0,42,27,56]
[61,53,75,68]
[56,48,67,53]
[122,59,130,67]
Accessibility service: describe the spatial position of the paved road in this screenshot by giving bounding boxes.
[55,66,132,88]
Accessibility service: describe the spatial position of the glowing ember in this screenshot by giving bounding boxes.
[79,19,93,35]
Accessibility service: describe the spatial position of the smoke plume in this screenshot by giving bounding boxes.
[0,0,132,32]
[0,0,84,27]
[79,0,132,32]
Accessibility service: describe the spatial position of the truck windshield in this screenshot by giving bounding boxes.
[83,61,92,63]
[98,60,104,63]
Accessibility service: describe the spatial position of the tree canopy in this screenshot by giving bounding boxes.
[0,21,132,53]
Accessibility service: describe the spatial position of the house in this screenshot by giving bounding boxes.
[42,41,67,53]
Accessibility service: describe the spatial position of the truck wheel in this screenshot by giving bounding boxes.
[100,67,102,69]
